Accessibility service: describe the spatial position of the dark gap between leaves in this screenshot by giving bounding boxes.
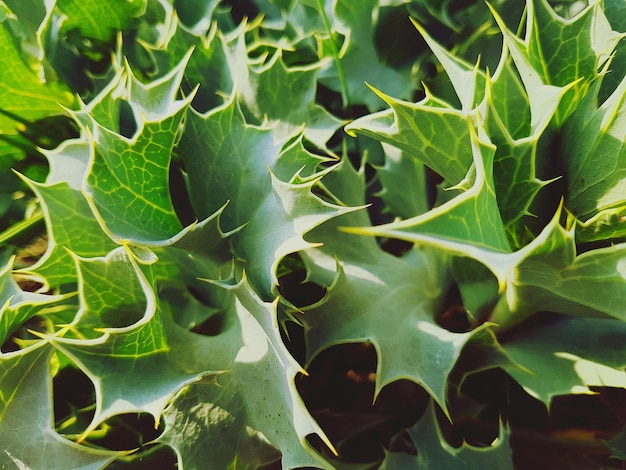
[298,343,429,464]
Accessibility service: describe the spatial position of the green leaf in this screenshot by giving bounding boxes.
[47,246,204,438]
[244,51,343,146]
[174,0,221,33]
[0,343,122,469]
[483,52,554,238]
[347,122,626,328]
[148,21,233,111]
[317,0,414,109]
[0,6,75,156]
[3,0,54,67]
[157,378,281,469]
[374,143,430,219]
[499,315,626,405]
[219,24,343,146]
[490,222,626,326]
[345,89,473,185]
[84,58,193,243]
[177,96,354,298]
[16,173,118,288]
[220,276,335,467]
[299,161,483,415]
[490,0,617,125]
[411,19,486,113]
[0,257,67,347]
[346,121,511,257]
[381,400,512,469]
[57,0,147,42]
[157,275,336,468]
[599,0,626,101]
[563,75,626,241]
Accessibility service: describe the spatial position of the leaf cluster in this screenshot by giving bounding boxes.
[1,0,626,468]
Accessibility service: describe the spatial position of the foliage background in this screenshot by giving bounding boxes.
[1,0,626,468]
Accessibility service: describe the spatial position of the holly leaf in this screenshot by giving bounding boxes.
[220,25,343,146]
[176,96,355,299]
[157,378,281,470]
[56,0,147,42]
[0,257,67,347]
[482,54,554,239]
[380,401,512,469]
[298,160,485,415]
[345,89,473,185]
[0,343,122,469]
[411,19,486,113]
[345,121,511,259]
[562,75,626,241]
[84,56,193,244]
[497,315,626,405]
[489,216,626,326]
[374,143,430,220]
[16,173,118,288]
[47,246,205,437]
[149,21,233,111]
[156,275,336,469]
[490,0,620,125]
[317,0,414,110]
[0,4,75,157]
[344,120,626,329]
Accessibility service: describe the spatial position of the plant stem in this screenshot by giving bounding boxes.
[0,211,44,246]
[317,0,350,108]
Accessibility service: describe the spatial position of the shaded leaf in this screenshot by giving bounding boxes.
[317,0,414,110]
[563,76,626,241]
[299,160,483,415]
[381,401,512,469]
[499,315,626,404]
[177,96,354,298]
[0,257,67,347]
[48,246,205,438]
[0,343,122,469]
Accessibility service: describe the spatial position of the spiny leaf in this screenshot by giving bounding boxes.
[157,379,281,470]
[347,119,626,329]
[177,96,354,298]
[84,56,193,243]
[563,75,626,240]
[156,273,336,468]
[220,276,336,468]
[346,121,511,256]
[56,0,147,42]
[498,315,626,404]
[411,18,486,112]
[490,0,619,125]
[0,5,75,156]
[482,52,554,240]
[299,160,483,415]
[374,143,430,220]
[148,20,233,111]
[174,0,221,34]
[0,257,67,347]
[48,246,205,438]
[380,400,512,469]
[222,25,343,146]
[316,0,414,110]
[0,343,122,469]
[16,174,118,288]
[345,89,473,185]
[490,218,626,327]
[599,0,626,101]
